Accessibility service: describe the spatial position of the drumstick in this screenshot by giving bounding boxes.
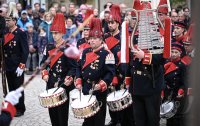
[20,14,94,89]
[114,86,116,97]
[80,90,81,102]
[88,82,96,103]
[122,89,127,96]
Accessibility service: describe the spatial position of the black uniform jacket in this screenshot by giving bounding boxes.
[76,47,115,96]
[164,59,186,99]
[41,43,77,90]
[3,28,29,71]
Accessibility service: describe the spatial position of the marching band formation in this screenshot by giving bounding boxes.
[0,0,193,126]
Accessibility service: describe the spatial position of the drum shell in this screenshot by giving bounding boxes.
[107,90,133,112]
[71,95,102,119]
[160,101,179,119]
[39,88,68,108]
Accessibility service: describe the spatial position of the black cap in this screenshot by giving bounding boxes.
[39,8,45,13]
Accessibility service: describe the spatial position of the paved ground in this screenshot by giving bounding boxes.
[0,74,166,126]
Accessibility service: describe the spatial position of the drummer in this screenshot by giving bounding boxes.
[40,13,77,126]
[75,17,115,126]
[162,42,187,126]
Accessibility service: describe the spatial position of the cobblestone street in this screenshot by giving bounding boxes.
[10,75,110,126]
[0,75,166,126]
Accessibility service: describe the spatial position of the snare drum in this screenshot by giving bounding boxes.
[160,101,180,119]
[71,95,102,119]
[39,87,67,108]
[107,89,133,112]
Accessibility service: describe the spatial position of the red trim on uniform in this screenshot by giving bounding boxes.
[75,78,82,86]
[79,43,90,51]
[164,62,178,75]
[65,76,73,82]
[178,89,184,95]
[176,35,185,42]
[2,101,16,118]
[174,24,185,28]
[142,53,152,65]
[99,80,107,92]
[163,17,171,58]
[18,63,25,69]
[4,33,14,46]
[112,76,118,86]
[82,52,99,70]
[48,49,63,68]
[161,90,164,98]
[105,36,119,50]
[125,77,131,86]
[181,56,192,66]
[41,69,48,78]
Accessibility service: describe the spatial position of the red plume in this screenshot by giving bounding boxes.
[50,13,66,34]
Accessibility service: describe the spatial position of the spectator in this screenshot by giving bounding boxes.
[102,11,110,33]
[39,12,54,43]
[38,8,45,21]
[68,2,76,16]
[183,7,191,27]
[25,23,38,74]
[26,5,33,19]
[16,3,22,16]
[63,16,80,42]
[49,7,56,17]
[74,9,83,26]
[183,7,190,17]
[37,26,47,66]
[34,3,40,12]
[178,11,186,23]
[100,2,112,19]
[52,2,60,12]
[60,5,67,15]
[171,11,179,23]
[17,10,33,31]
[93,8,99,18]
[1,3,8,9]
[32,11,40,31]
[0,6,8,17]
[79,4,87,19]
[7,2,19,19]
[120,3,127,22]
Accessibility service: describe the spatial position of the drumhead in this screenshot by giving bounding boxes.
[70,89,81,99]
[160,101,174,114]
[107,89,129,101]
[39,87,64,97]
[71,95,96,108]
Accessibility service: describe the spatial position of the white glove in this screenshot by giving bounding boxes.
[133,48,145,60]
[16,67,24,77]
[5,87,24,105]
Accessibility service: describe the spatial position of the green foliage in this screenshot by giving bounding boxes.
[170,0,187,8]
